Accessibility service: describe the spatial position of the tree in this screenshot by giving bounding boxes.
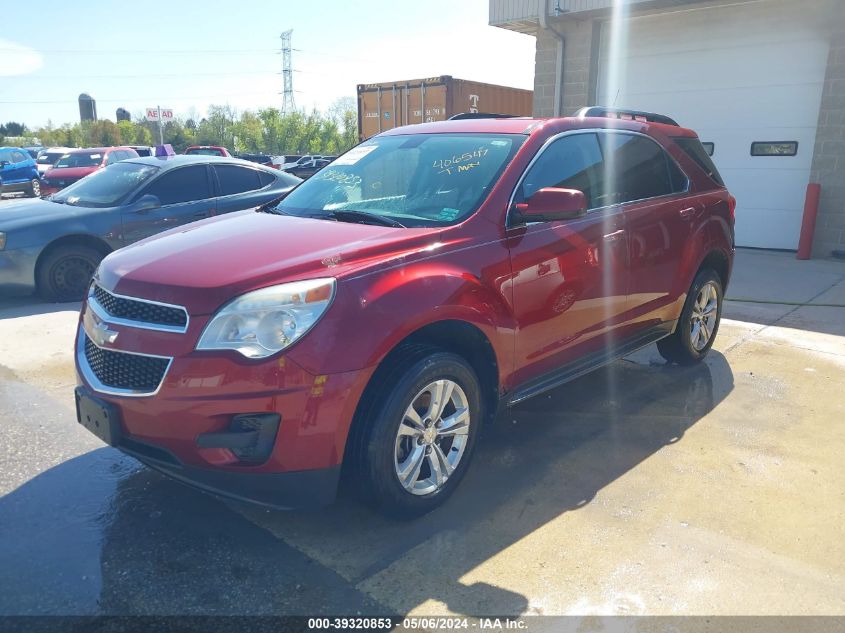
[25,101,359,155]
[328,97,356,126]
[85,120,122,146]
[116,120,136,145]
[0,121,27,136]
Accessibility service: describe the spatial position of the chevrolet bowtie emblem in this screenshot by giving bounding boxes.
[86,311,119,347]
[93,320,119,346]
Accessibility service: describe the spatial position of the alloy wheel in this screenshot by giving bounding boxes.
[394,379,470,496]
[690,281,718,351]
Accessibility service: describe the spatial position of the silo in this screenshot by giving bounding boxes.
[79,93,97,122]
[116,107,131,122]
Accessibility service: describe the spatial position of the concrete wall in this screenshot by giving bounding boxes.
[810,9,845,257]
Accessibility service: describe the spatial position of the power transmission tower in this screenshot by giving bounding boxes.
[281,30,295,113]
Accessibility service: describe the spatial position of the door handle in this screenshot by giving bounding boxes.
[603,229,626,242]
[679,206,697,219]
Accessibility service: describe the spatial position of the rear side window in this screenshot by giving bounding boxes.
[11,150,28,163]
[143,165,211,205]
[597,133,687,204]
[518,133,605,208]
[674,137,724,187]
[257,170,275,187]
[214,165,263,196]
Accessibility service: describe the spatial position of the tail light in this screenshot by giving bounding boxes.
[728,195,736,224]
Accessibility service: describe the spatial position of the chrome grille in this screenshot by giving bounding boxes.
[83,333,170,394]
[91,285,188,331]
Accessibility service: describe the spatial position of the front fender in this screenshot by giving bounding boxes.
[287,261,516,379]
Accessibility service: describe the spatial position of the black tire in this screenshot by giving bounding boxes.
[657,268,723,365]
[27,178,41,198]
[36,245,103,302]
[354,348,483,519]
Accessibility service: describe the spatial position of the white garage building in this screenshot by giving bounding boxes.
[491,0,845,257]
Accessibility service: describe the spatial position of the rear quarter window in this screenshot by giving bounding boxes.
[214,165,262,196]
[674,137,725,187]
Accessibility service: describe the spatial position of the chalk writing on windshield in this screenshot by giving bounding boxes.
[316,169,362,187]
[432,147,489,175]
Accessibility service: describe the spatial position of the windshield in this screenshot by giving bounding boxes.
[37,152,66,165]
[55,152,103,168]
[51,162,159,207]
[275,133,524,228]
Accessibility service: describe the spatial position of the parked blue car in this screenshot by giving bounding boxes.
[0,147,41,198]
[0,155,300,301]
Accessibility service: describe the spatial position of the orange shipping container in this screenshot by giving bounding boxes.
[357,75,533,141]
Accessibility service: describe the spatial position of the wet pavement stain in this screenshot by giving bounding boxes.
[0,378,389,616]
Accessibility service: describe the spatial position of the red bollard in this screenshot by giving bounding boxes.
[797,183,821,260]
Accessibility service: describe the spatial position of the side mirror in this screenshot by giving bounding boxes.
[131,194,161,213]
[514,187,587,223]
[0,161,9,168]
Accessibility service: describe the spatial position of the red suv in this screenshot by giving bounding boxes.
[74,108,734,518]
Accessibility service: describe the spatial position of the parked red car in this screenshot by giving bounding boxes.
[184,145,232,157]
[74,108,734,517]
[41,147,139,195]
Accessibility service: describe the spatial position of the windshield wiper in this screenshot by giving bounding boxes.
[324,209,406,228]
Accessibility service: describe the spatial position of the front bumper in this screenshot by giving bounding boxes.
[120,431,341,509]
[74,305,374,508]
[0,247,39,294]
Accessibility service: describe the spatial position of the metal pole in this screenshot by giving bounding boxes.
[157,105,164,145]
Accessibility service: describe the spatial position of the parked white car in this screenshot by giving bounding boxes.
[35,147,75,175]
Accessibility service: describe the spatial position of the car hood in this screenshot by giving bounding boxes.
[43,166,98,180]
[99,210,441,314]
[0,197,103,232]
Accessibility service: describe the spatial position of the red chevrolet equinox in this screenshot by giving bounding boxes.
[74,108,735,518]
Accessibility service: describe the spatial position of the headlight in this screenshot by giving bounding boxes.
[196,278,336,358]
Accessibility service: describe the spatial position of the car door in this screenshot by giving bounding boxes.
[121,164,216,243]
[10,150,29,184]
[211,164,275,214]
[507,132,630,388]
[597,131,693,329]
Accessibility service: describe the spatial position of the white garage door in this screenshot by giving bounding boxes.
[596,0,830,249]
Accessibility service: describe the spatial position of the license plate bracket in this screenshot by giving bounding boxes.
[75,387,122,446]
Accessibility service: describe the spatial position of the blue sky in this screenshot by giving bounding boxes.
[0,0,536,128]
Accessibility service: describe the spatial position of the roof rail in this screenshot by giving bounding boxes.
[575,106,680,127]
[448,112,521,120]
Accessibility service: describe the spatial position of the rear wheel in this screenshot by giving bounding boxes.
[36,245,102,302]
[657,269,722,365]
[355,349,482,519]
[27,178,41,198]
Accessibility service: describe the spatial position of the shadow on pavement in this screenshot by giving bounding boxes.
[0,297,80,320]
[0,349,732,616]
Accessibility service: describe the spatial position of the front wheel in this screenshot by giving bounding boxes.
[356,350,482,519]
[36,245,103,302]
[658,269,723,364]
